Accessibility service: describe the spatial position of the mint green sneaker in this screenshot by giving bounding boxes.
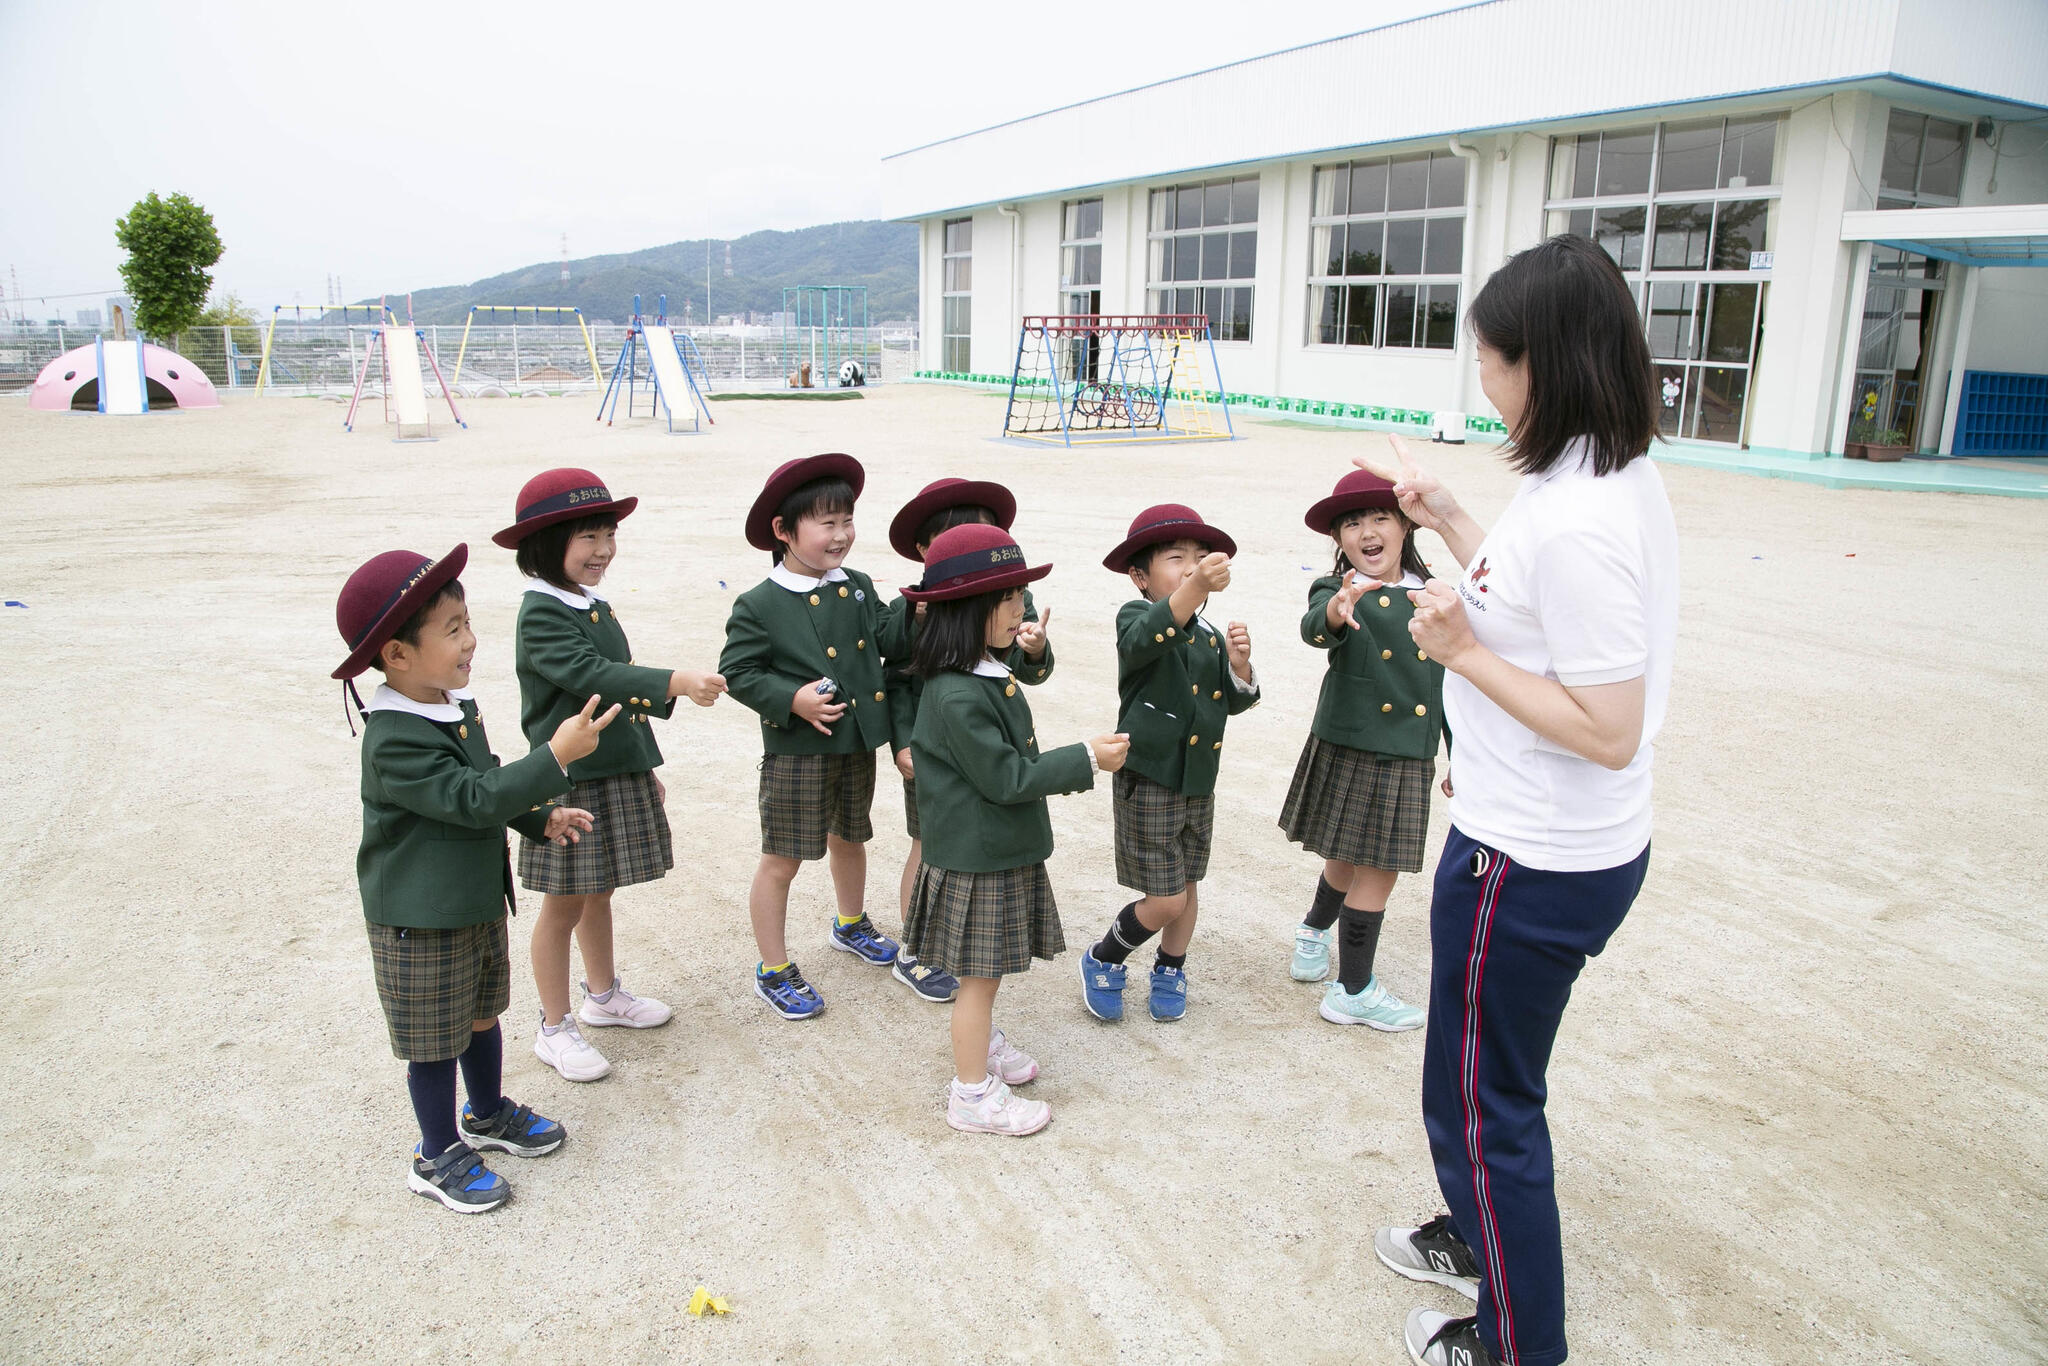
[1320,976,1424,1031]
[1291,923,1335,982]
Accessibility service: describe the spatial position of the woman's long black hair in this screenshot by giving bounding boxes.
[910,588,1011,679]
[1468,233,1658,477]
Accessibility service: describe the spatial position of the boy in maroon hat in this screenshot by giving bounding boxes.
[876,477,1055,1005]
[719,454,898,1019]
[334,544,618,1211]
[1078,505,1259,1024]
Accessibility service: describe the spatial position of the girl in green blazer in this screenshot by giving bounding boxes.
[900,524,1128,1137]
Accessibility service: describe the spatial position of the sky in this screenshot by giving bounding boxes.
[0,0,1456,318]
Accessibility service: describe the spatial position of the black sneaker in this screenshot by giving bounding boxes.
[1376,1214,1482,1300]
[1403,1309,1497,1366]
[460,1098,566,1157]
[407,1141,510,1213]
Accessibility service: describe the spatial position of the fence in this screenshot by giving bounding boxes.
[0,322,917,395]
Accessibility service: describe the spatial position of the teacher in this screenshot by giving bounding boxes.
[1365,234,1679,1366]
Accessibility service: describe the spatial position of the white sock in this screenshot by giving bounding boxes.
[951,1075,992,1099]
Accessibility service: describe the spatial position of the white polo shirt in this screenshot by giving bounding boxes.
[1443,441,1678,872]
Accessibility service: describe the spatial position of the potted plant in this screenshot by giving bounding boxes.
[1846,418,1912,462]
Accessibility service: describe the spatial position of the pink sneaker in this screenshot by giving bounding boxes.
[987,1028,1039,1085]
[947,1078,1051,1136]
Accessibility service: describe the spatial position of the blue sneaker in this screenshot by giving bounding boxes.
[408,1141,508,1213]
[1320,975,1425,1031]
[1148,965,1188,1021]
[459,1098,565,1157]
[829,915,900,965]
[755,963,825,1020]
[1291,923,1335,981]
[892,954,959,1002]
[1079,949,1126,1021]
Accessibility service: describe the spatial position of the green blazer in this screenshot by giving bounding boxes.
[516,589,676,783]
[911,666,1094,873]
[879,588,1053,760]
[1299,573,1445,760]
[357,695,568,929]
[1115,597,1259,796]
[720,566,892,756]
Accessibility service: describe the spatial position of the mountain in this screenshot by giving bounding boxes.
[380,220,918,326]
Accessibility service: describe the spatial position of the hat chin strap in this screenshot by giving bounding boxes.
[342,678,368,738]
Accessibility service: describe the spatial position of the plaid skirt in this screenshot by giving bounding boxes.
[1278,734,1433,872]
[1113,768,1215,895]
[366,917,510,1061]
[902,775,920,840]
[518,769,672,896]
[903,862,1063,979]
[759,751,876,860]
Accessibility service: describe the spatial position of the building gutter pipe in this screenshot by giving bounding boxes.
[997,203,1023,344]
[1434,135,1484,441]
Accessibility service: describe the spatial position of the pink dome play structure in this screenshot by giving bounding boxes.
[29,339,220,413]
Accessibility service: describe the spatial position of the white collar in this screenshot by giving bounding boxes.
[524,576,606,608]
[769,562,851,593]
[364,684,473,723]
[971,656,1012,679]
[1344,569,1425,590]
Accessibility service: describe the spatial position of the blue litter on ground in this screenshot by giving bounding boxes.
[3,600,25,609]
[717,580,727,589]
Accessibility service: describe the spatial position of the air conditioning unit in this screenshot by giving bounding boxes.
[1431,410,1466,444]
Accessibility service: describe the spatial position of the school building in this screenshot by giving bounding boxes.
[882,0,2048,485]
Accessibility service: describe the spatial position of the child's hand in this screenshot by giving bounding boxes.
[1090,733,1130,773]
[653,773,667,804]
[1326,572,1381,631]
[672,668,727,707]
[1225,620,1253,673]
[1407,579,1474,669]
[1440,774,1454,799]
[544,806,595,846]
[792,678,847,735]
[895,749,915,780]
[549,695,622,767]
[1015,606,1052,659]
[1192,552,1232,594]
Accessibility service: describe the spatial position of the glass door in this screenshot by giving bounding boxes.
[1645,279,1765,443]
[1848,249,1945,450]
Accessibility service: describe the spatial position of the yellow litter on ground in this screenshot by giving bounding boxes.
[687,1286,731,1317]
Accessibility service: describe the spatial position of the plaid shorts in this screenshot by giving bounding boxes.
[1113,768,1215,895]
[518,769,672,896]
[1277,734,1434,872]
[902,776,920,840]
[758,751,877,860]
[903,862,1063,979]
[365,916,511,1062]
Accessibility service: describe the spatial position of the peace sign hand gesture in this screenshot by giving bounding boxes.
[1352,435,1459,535]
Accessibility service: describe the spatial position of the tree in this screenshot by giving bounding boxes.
[196,290,256,328]
[114,192,223,338]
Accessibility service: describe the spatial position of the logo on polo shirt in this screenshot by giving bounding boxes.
[1470,558,1491,592]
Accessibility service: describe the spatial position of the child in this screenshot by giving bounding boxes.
[1077,504,1258,1024]
[498,468,727,1082]
[1278,469,1444,1030]
[879,477,1055,1004]
[334,542,617,1211]
[720,453,898,1019]
[899,523,1127,1134]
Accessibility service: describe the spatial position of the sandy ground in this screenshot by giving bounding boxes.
[0,384,2042,1365]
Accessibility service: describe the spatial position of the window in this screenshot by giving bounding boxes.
[941,217,971,372]
[1544,117,1785,444]
[1306,150,1466,351]
[1878,110,1968,209]
[1145,176,1258,341]
[1060,198,1103,314]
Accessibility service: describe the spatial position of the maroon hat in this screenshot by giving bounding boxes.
[1101,503,1237,572]
[888,477,1018,562]
[492,468,637,549]
[900,523,1051,602]
[332,544,468,680]
[1304,469,1399,533]
[745,452,865,551]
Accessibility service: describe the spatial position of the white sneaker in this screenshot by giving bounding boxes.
[946,1078,1051,1136]
[533,1015,611,1082]
[577,977,672,1029]
[987,1028,1039,1085]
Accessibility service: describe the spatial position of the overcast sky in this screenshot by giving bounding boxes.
[0,0,1452,318]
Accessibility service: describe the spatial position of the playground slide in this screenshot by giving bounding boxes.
[640,326,699,424]
[100,339,146,415]
[384,325,430,429]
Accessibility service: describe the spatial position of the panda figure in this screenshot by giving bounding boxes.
[838,358,866,388]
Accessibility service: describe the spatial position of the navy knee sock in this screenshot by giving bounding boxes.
[1092,901,1155,965]
[1304,876,1344,931]
[406,1058,460,1158]
[1338,906,1385,992]
[458,1023,504,1122]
